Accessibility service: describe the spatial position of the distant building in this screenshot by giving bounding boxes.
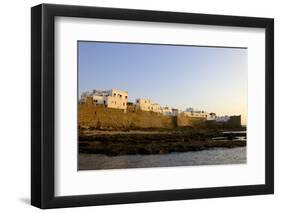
[135,99,152,111]
[162,106,172,116]
[135,98,162,113]
[80,89,128,111]
[151,103,162,113]
[183,107,208,119]
[207,112,216,120]
[171,108,181,116]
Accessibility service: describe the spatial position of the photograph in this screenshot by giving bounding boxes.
[30,3,274,209]
[78,41,247,170]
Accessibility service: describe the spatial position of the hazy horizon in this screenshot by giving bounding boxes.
[78,41,247,125]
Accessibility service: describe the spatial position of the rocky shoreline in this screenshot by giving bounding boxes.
[79,129,246,156]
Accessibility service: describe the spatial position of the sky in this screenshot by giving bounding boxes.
[78,41,247,125]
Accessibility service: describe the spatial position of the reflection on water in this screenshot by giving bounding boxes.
[79,147,246,170]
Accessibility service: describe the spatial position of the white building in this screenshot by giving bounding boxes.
[171,108,181,116]
[135,99,162,113]
[162,106,172,116]
[207,112,216,120]
[183,107,208,119]
[81,89,128,111]
[135,99,152,111]
[151,103,162,113]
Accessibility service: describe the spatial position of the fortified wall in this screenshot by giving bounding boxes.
[79,103,173,129]
[78,103,204,129]
[79,102,241,130]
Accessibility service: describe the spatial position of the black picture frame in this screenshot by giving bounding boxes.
[31,3,274,209]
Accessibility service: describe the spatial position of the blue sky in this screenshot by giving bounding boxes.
[78,41,247,124]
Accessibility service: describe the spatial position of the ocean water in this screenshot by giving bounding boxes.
[79,147,246,170]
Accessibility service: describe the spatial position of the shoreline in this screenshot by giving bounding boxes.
[79,129,246,156]
[79,141,246,156]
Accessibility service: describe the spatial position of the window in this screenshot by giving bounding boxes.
[125,96,127,99]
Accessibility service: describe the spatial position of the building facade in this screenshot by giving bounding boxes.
[183,107,208,119]
[135,99,164,113]
[171,108,181,116]
[135,99,152,111]
[207,112,217,120]
[151,103,162,113]
[81,89,128,111]
[162,106,172,116]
